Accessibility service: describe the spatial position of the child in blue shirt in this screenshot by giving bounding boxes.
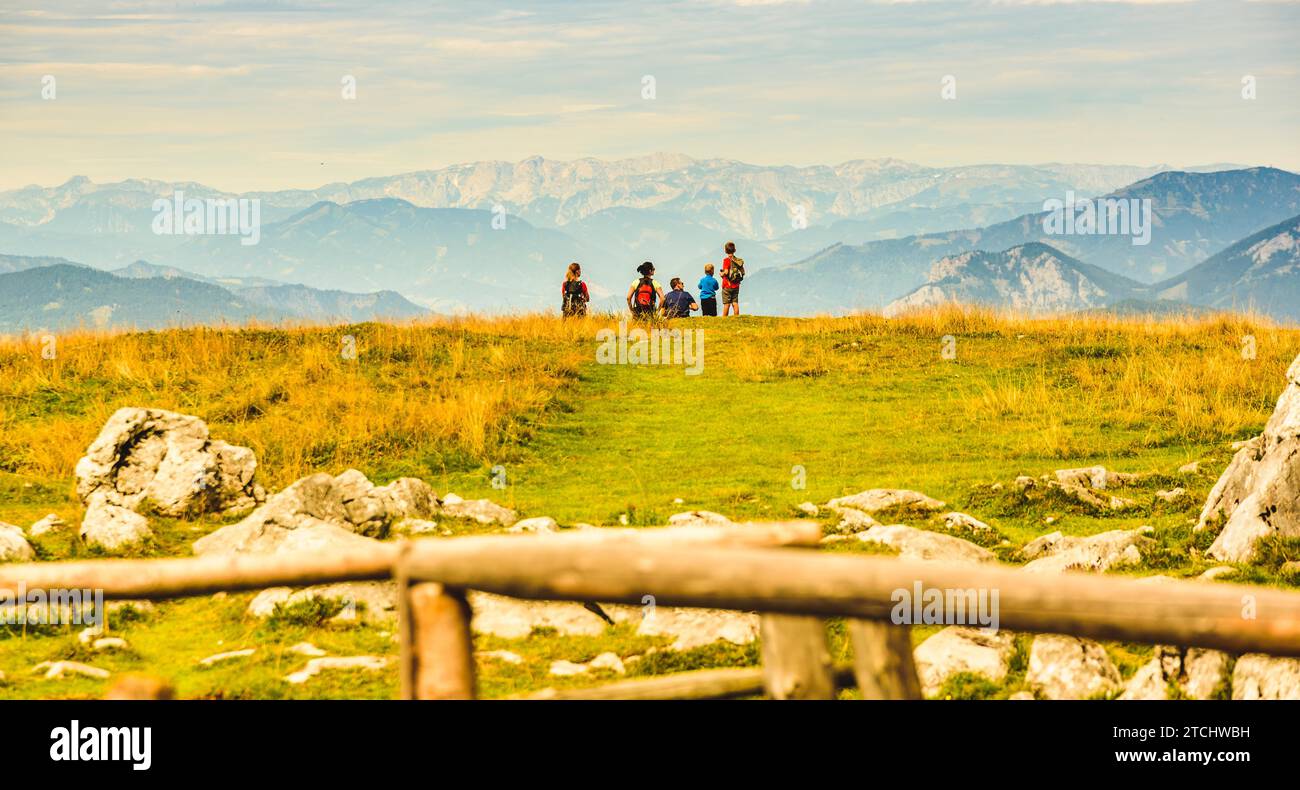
[698,264,720,316]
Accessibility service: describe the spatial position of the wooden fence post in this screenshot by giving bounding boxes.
[395,543,414,700]
[760,614,835,699]
[407,582,476,700]
[848,619,921,700]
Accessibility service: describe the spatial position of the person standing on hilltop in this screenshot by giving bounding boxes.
[561,262,590,317]
[626,261,665,320]
[698,263,720,317]
[720,241,745,316]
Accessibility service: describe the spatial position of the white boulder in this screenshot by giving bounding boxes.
[74,407,264,517]
[1026,635,1121,699]
[0,522,35,562]
[856,524,995,564]
[913,626,1015,698]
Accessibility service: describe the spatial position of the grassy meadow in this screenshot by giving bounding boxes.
[1,306,1298,699]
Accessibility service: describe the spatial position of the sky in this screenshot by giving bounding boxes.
[0,0,1297,191]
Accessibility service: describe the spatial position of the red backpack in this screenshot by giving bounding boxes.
[633,276,657,310]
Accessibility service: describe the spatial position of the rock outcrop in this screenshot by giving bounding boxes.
[828,489,946,513]
[667,510,734,528]
[1199,353,1300,562]
[0,522,35,562]
[1026,635,1121,699]
[75,407,264,517]
[439,493,517,526]
[1020,529,1151,574]
[913,626,1015,697]
[1118,646,1229,700]
[856,524,995,564]
[28,513,65,537]
[1231,654,1300,699]
[79,501,152,552]
[193,469,436,556]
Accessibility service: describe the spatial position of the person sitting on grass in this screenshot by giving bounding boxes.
[698,264,719,316]
[661,277,699,318]
[627,261,665,319]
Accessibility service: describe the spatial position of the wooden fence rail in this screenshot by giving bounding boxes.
[3,522,1299,700]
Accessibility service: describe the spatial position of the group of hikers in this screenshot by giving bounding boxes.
[561,242,746,319]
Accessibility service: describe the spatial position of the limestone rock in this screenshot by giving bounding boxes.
[477,649,523,665]
[1053,466,1139,490]
[828,489,945,513]
[79,496,152,552]
[1231,654,1300,699]
[667,510,734,528]
[1199,566,1237,581]
[248,581,397,625]
[855,524,995,564]
[439,493,517,526]
[392,518,446,536]
[1020,529,1150,574]
[1119,646,1228,700]
[1026,635,1121,699]
[289,642,327,657]
[0,522,35,562]
[199,648,255,666]
[285,656,388,684]
[74,407,264,517]
[826,505,880,534]
[506,516,560,534]
[913,626,1015,697]
[28,513,66,537]
[1200,353,1300,562]
[549,660,588,677]
[589,652,626,674]
[630,606,759,651]
[942,511,993,533]
[34,660,110,680]
[192,469,431,555]
[1118,658,1169,700]
[1156,487,1188,503]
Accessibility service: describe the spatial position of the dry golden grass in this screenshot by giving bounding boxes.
[2,305,1295,492]
[0,313,614,489]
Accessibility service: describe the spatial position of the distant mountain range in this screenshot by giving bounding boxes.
[0,255,427,333]
[745,168,1300,316]
[1,155,1296,322]
[1151,214,1300,321]
[882,213,1300,320]
[883,243,1145,317]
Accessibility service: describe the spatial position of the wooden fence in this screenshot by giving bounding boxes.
[2,521,1299,700]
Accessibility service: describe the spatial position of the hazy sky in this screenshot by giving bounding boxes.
[1,0,1297,191]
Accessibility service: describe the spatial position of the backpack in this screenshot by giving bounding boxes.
[562,279,586,311]
[633,276,657,311]
[725,256,746,286]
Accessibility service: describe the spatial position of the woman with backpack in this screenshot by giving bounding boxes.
[561,262,590,317]
[721,241,745,316]
[626,261,665,320]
